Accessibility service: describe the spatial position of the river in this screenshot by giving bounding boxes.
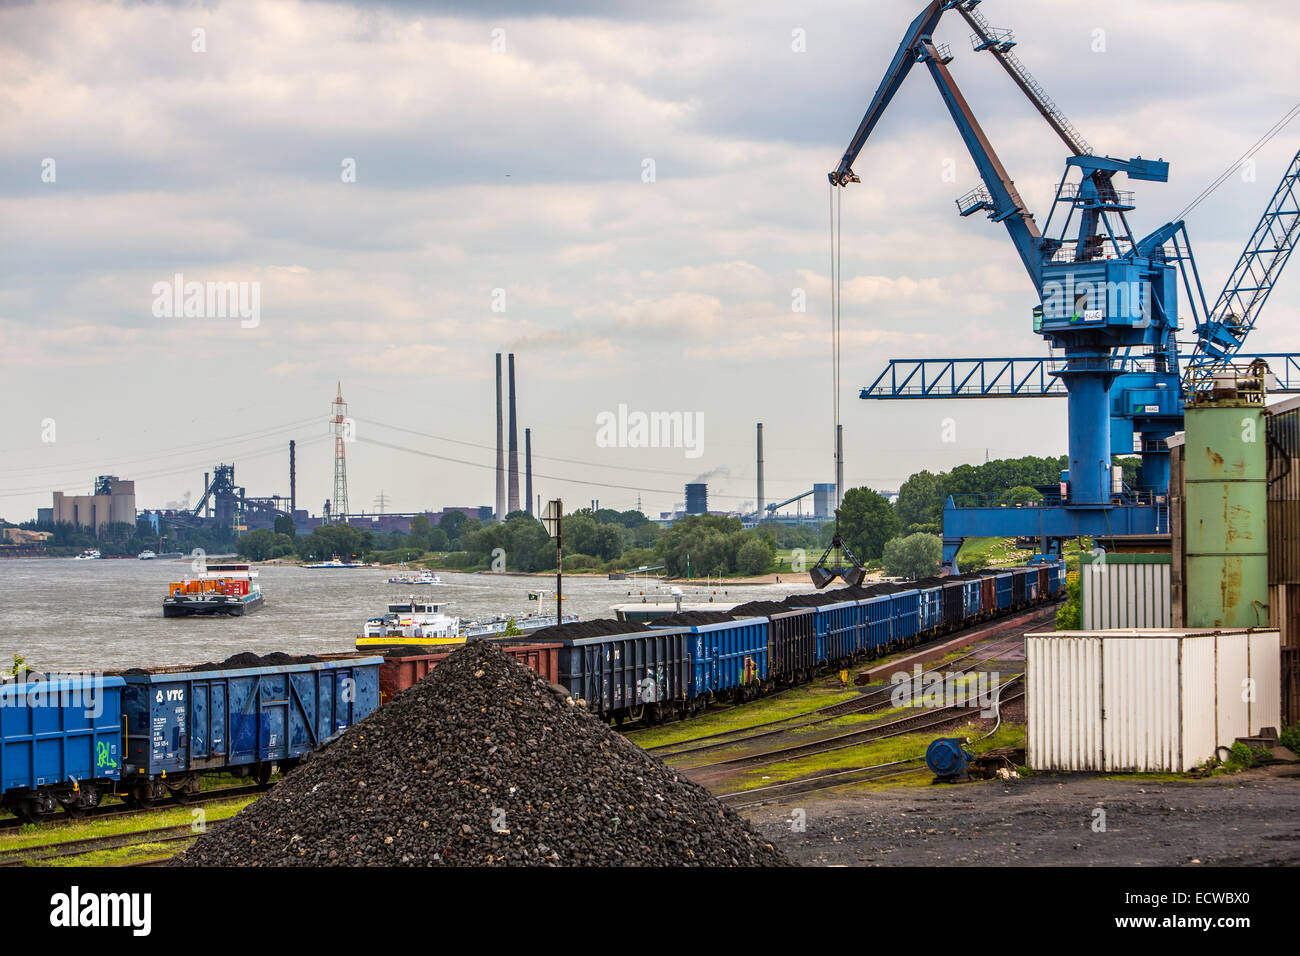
[0,558,808,671]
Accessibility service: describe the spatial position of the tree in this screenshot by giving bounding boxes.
[736,537,773,576]
[895,470,943,529]
[438,510,468,547]
[998,485,1044,506]
[837,487,901,561]
[882,532,942,579]
[236,529,295,561]
[274,515,296,538]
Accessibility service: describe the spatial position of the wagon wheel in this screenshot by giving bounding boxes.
[254,763,274,789]
[123,792,157,810]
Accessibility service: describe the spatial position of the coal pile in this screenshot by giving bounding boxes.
[729,600,796,617]
[523,618,648,642]
[654,610,735,626]
[173,641,788,867]
[193,651,323,672]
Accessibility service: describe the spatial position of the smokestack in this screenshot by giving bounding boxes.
[525,427,533,516]
[835,424,844,512]
[203,472,209,517]
[756,423,764,518]
[289,440,296,516]
[507,353,520,514]
[495,353,505,520]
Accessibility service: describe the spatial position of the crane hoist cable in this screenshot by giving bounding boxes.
[1176,100,1300,221]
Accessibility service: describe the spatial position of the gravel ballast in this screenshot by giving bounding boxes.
[174,641,789,867]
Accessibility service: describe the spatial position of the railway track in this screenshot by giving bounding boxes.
[688,675,1023,776]
[0,821,216,866]
[647,607,1049,758]
[722,684,1026,809]
[0,785,262,832]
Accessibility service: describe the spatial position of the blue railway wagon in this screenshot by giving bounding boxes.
[959,575,983,618]
[652,617,768,699]
[988,572,1014,611]
[1048,562,1065,596]
[859,592,892,654]
[813,600,858,664]
[1024,568,1040,602]
[889,588,921,644]
[556,628,693,723]
[120,656,381,802]
[0,676,125,820]
[917,584,943,634]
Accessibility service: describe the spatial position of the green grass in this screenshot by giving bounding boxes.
[727,711,1026,794]
[0,797,255,852]
[40,840,195,867]
[627,682,862,749]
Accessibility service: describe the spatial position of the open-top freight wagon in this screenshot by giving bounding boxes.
[0,654,382,820]
[513,561,1065,726]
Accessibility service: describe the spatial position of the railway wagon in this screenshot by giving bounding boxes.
[554,629,693,725]
[119,656,381,804]
[652,617,769,701]
[890,587,922,645]
[1047,563,1065,596]
[1010,568,1028,607]
[917,583,943,635]
[377,643,561,704]
[0,675,126,820]
[1024,568,1040,603]
[783,594,857,665]
[1036,566,1050,600]
[987,571,1014,611]
[938,578,966,630]
[860,592,892,655]
[727,602,818,681]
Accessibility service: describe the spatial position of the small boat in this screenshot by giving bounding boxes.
[164,563,264,617]
[303,555,368,569]
[355,597,463,652]
[74,549,101,560]
[386,569,443,586]
[138,550,156,560]
[354,596,579,651]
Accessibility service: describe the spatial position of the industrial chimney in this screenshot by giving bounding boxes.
[495,353,505,520]
[525,427,534,517]
[289,440,296,516]
[507,353,520,514]
[756,423,764,518]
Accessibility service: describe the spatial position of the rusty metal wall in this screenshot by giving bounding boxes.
[1268,406,1300,587]
[1283,647,1300,725]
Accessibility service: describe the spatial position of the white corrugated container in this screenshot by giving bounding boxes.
[1079,553,1171,629]
[1025,629,1281,772]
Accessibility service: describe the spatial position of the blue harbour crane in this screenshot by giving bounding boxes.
[831,0,1300,569]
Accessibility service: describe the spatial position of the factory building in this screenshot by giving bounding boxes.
[51,476,136,534]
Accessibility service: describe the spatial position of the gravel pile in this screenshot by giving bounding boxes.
[173,641,788,867]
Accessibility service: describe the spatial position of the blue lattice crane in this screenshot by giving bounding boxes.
[833,0,1300,568]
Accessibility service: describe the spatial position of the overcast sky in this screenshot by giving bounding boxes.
[3,0,1299,522]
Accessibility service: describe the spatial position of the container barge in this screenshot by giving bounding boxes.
[164,563,264,617]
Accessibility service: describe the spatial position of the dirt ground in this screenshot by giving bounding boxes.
[745,764,1300,866]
